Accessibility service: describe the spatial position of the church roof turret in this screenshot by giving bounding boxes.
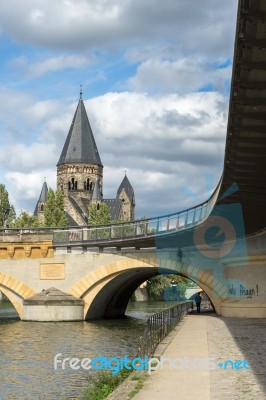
[38,181,48,202]
[34,181,48,216]
[57,91,102,167]
[92,176,102,201]
[117,174,134,202]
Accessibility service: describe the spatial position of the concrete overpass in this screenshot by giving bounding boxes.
[1,0,266,320]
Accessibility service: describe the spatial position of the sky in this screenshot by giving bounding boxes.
[0,0,238,219]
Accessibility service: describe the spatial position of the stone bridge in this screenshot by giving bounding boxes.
[1,0,266,321]
[0,226,266,320]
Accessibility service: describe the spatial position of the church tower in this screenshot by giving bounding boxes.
[56,89,103,225]
[34,181,48,223]
[116,174,135,220]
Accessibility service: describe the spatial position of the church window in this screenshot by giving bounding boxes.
[97,203,100,210]
[68,178,78,190]
[40,204,44,212]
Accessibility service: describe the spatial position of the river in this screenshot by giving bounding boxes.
[0,300,180,400]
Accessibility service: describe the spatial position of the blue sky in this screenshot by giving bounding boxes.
[0,0,238,218]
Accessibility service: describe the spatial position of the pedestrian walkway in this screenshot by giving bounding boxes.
[132,314,266,400]
[133,315,210,400]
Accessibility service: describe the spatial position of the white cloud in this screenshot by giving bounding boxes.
[0,0,237,56]
[0,143,57,171]
[10,54,91,78]
[6,171,56,212]
[128,57,232,94]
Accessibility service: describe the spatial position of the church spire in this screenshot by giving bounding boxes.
[57,91,102,167]
[92,176,102,201]
[34,180,48,220]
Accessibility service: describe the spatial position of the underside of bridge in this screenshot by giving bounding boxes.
[218,0,266,235]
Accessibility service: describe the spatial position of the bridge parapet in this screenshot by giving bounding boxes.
[53,185,220,248]
[0,240,53,259]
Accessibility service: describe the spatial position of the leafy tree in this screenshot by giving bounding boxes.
[146,276,171,300]
[88,202,111,225]
[146,274,189,301]
[12,211,41,228]
[0,184,16,227]
[6,205,16,227]
[44,189,68,227]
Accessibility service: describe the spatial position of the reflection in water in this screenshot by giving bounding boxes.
[0,301,181,400]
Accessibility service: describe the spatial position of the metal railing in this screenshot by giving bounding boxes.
[52,183,221,245]
[0,181,221,245]
[138,301,193,357]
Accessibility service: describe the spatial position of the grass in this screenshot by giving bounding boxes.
[128,373,148,398]
[79,368,132,400]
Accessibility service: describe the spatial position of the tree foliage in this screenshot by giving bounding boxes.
[0,184,16,227]
[11,211,41,228]
[44,189,68,227]
[88,203,111,225]
[146,274,189,301]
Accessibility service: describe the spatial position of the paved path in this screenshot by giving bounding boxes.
[132,314,266,400]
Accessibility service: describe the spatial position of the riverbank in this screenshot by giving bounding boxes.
[108,314,266,400]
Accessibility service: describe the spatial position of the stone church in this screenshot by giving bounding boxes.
[34,91,135,226]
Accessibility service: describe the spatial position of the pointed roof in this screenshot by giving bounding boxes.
[38,181,48,202]
[57,95,102,167]
[103,199,121,220]
[92,176,102,201]
[34,181,48,215]
[117,174,134,202]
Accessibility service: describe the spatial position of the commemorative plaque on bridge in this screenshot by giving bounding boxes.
[40,263,65,280]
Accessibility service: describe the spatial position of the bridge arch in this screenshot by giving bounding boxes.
[0,273,36,319]
[69,256,227,320]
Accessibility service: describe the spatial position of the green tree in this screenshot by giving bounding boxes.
[88,203,111,225]
[0,184,16,227]
[12,211,41,228]
[44,189,68,227]
[146,274,189,301]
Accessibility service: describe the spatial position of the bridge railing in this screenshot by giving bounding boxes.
[0,181,220,245]
[53,185,219,245]
[138,301,193,357]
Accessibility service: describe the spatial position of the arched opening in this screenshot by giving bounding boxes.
[68,178,78,191]
[83,267,217,320]
[0,286,23,319]
[84,178,90,191]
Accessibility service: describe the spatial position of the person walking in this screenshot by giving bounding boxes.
[195,292,202,313]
